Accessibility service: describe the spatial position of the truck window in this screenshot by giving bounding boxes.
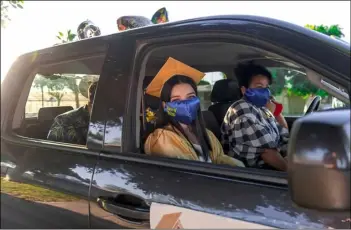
[267,67,347,115]
[19,55,106,145]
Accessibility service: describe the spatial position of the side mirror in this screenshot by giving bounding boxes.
[288,109,350,211]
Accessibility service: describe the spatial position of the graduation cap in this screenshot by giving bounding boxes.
[145,57,205,98]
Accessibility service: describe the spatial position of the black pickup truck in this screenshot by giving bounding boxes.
[1,15,350,229]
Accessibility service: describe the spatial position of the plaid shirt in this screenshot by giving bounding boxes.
[221,99,289,168]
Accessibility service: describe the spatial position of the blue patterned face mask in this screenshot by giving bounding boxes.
[164,97,200,125]
[244,88,271,107]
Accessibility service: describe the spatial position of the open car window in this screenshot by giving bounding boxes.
[266,67,347,115]
[198,72,227,110]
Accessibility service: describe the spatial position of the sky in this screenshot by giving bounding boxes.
[1,1,350,81]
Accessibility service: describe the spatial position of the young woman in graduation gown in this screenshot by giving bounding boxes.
[144,57,245,167]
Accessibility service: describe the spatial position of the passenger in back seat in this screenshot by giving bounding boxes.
[143,57,244,167]
[47,81,98,145]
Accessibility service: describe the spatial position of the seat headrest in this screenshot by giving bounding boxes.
[144,94,160,110]
[143,76,161,110]
[38,106,74,122]
[211,79,241,103]
[143,76,154,89]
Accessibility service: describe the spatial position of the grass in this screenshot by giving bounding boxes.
[1,177,79,202]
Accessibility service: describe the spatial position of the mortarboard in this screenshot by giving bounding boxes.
[145,57,205,98]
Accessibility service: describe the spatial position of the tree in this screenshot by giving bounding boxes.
[63,77,80,108]
[268,68,287,96]
[33,75,49,107]
[46,77,67,106]
[284,24,346,98]
[286,71,328,98]
[198,80,210,86]
[1,0,23,28]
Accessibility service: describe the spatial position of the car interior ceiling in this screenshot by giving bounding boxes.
[144,42,303,76]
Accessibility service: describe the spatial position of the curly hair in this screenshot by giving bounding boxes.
[234,62,272,88]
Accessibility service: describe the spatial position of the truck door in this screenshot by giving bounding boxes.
[88,18,350,229]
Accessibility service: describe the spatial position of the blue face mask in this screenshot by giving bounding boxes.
[164,97,200,125]
[244,88,271,107]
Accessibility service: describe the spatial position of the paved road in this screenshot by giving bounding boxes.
[1,193,89,229]
[1,193,127,229]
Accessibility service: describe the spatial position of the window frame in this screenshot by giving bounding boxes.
[9,51,108,152]
[120,32,350,187]
[124,37,294,186]
[24,73,100,119]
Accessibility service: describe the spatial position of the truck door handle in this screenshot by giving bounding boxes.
[97,196,150,221]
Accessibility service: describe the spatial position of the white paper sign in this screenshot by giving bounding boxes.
[150,202,274,229]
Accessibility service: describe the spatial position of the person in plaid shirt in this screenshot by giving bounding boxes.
[221,63,289,171]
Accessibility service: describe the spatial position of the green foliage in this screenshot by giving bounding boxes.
[269,68,286,96]
[268,24,345,99]
[61,76,80,108]
[304,24,344,38]
[268,67,329,98]
[286,72,328,98]
[198,80,210,85]
[46,77,67,106]
[56,29,77,44]
[33,75,49,89]
[33,75,69,106]
[33,75,49,106]
[1,0,24,28]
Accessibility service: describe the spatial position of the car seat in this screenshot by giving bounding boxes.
[208,79,241,125]
[25,106,74,139]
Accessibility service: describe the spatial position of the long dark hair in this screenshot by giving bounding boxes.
[156,75,212,161]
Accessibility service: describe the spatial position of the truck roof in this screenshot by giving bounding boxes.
[17,15,349,58]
